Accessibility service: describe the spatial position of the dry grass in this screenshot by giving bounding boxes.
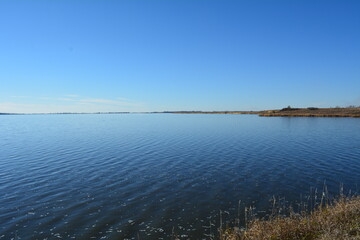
[165,107,360,118]
[259,107,360,118]
[221,197,360,240]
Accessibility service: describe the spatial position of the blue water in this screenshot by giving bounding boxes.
[0,114,359,239]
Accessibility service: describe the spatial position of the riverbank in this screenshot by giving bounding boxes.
[166,107,360,118]
[221,196,360,240]
[2,107,360,117]
[259,107,360,118]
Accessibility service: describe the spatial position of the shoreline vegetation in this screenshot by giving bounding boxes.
[219,196,360,240]
[166,106,360,118]
[1,107,360,117]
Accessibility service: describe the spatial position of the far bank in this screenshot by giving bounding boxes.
[165,107,360,118]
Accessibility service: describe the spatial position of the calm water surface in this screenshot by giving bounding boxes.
[0,114,359,239]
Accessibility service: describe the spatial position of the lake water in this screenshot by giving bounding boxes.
[0,114,359,239]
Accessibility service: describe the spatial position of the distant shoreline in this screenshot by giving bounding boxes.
[1,107,360,117]
[257,107,360,118]
[169,107,360,117]
[163,107,360,118]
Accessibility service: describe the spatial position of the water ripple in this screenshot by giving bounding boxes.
[0,114,359,239]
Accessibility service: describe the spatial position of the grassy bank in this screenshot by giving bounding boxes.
[164,107,360,118]
[220,196,360,240]
[259,107,360,118]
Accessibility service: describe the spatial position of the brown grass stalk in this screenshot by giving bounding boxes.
[221,196,360,240]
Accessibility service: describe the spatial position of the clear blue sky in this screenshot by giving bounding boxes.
[1,0,360,113]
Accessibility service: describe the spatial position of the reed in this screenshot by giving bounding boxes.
[220,196,360,240]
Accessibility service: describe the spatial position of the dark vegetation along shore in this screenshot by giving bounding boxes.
[259,107,360,118]
[166,107,360,118]
[1,107,360,117]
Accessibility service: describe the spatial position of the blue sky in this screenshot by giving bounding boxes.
[1,0,360,113]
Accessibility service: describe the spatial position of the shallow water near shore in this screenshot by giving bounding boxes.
[0,114,359,239]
